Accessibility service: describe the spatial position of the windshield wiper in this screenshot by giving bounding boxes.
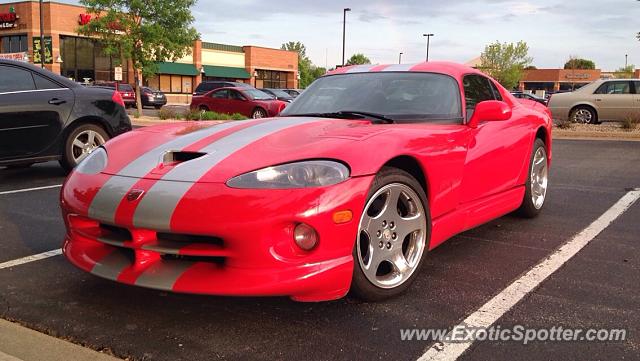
[284,111,394,123]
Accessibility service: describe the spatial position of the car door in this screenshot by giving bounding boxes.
[207,89,230,113]
[228,89,252,116]
[459,74,531,204]
[593,81,634,121]
[0,65,74,160]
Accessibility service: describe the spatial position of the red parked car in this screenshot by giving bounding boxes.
[93,82,136,108]
[61,62,551,302]
[190,87,287,118]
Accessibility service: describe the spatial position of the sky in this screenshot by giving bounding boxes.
[53,0,639,70]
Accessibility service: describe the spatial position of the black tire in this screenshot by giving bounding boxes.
[154,105,162,110]
[350,166,431,301]
[198,105,209,112]
[251,108,267,119]
[516,138,548,218]
[570,106,598,124]
[60,124,110,171]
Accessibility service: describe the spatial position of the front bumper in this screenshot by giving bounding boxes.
[61,173,374,301]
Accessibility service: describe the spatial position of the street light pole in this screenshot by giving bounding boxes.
[342,8,351,66]
[423,33,434,62]
[39,0,45,68]
[625,54,628,68]
[399,52,403,64]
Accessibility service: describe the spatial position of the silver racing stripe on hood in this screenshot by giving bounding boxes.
[88,121,253,225]
[345,64,377,73]
[132,117,323,231]
[380,63,416,72]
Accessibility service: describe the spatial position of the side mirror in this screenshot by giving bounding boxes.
[468,100,512,128]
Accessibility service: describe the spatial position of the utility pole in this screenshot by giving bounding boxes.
[342,8,351,66]
[625,54,628,68]
[423,33,434,62]
[399,52,403,64]
[39,0,45,68]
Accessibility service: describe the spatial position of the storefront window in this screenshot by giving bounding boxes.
[0,35,27,53]
[257,69,289,88]
[147,74,193,94]
[60,36,127,83]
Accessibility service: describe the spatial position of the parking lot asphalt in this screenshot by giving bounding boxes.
[0,139,638,361]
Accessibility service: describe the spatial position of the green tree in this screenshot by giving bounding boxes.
[479,41,532,89]
[564,58,596,70]
[281,41,325,88]
[346,53,371,65]
[614,65,635,78]
[78,0,199,112]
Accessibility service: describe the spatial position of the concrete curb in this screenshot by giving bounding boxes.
[0,319,121,361]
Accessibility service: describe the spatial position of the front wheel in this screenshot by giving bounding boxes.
[516,138,548,218]
[251,108,266,119]
[351,167,430,301]
[60,124,109,171]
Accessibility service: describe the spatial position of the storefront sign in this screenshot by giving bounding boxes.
[0,52,28,61]
[565,73,591,80]
[114,66,123,81]
[0,7,19,29]
[33,37,53,64]
[79,13,92,26]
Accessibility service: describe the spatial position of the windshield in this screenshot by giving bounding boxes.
[267,89,292,98]
[245,89,275,100]
[281,72,462,123]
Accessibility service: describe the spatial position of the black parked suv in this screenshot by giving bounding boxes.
[193,81,253,95]
[0,59,132,170]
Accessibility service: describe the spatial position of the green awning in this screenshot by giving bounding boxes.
[156,62,199,76]
[203,65,251,79]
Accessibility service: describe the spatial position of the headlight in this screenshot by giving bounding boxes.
[226,160,349,189]
[75,147,108,174]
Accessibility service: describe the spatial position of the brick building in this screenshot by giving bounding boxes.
[0,1,298,103]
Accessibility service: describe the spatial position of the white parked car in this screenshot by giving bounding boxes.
[548,79,640,124]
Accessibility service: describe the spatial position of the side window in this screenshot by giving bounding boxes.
[635,82,640,94]
[0,65,36,93]
[229,90,245,100]
[595,82,631,95]
[33,73,62,90]
[463,75,495,120]
[211,89,229,99]
[488,80,503,101]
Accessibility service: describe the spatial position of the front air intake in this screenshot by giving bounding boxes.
[162,151,206,165]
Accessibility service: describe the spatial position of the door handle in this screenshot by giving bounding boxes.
[595,98,602,102]
[48,98,66,105]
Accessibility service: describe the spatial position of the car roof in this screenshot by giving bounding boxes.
[325,61,486,78]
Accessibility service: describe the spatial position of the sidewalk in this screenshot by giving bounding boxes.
[0,319,120,361]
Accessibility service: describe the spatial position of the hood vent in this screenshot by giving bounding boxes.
[162,151,207,165]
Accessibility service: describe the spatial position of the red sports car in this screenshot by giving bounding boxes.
[190,86,287,119]
[61,62,552,302]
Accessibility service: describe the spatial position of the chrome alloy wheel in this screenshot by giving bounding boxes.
[531,146,548,209]
[357,183,427,289]
[573,109,592,124]
[72,130,105,163]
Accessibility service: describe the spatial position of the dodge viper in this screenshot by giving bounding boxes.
[61,62,552,302]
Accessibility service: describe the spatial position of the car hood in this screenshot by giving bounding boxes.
[100,117,393,183]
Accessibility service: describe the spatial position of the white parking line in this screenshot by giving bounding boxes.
[418,189,640,361]
[0,249,62,270]
[0,184,62,196]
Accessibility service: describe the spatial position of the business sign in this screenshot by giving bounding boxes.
[78,13,125,35]
[33,37,53,64]
[0,52,28,61]
[114,66,123,81]
[565,73,591,80]
[0,6,19,29]
[79,13,92,26]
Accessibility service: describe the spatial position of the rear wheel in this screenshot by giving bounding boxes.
[199,105,209,113]
[351,167,430,301]
[570,106,598,124]
[251,108,267,119]
[517,138,548,218]
[154,105,162,110]
[60,124,109,171]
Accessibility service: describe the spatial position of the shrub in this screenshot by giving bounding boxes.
[182,109,202,121]
[158,107,177,120]
[554,118,573,130]
[132,110,140,119]
[231,113,247,120]
[621,112,640,131]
